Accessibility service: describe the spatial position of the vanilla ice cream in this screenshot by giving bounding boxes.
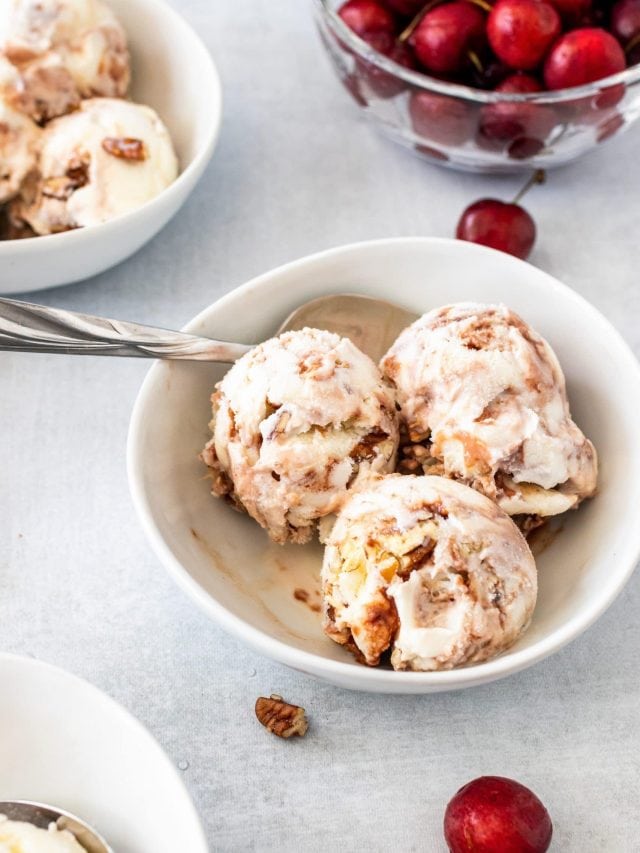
[381,303,597,519]
[322,473,537,671]
[0,0,129,122]
[0,814,85,852]
[13,97,177,234]
[201,328,400,545]
[0,93,40,202]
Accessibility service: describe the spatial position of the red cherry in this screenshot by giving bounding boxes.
[597,110,625,140]
[338,0,396,42]
[357,35,417,97]
[544,28,626,89]
[410,2,487,75]
[382,0,426,14]
[477,73,556,157]
[496,71,544,93]
[548,0,592,24]
[456,199,536,259]
[611,0,640,44]
[444,776,553,853]
[409,90,476,145]
[487,0,561,71]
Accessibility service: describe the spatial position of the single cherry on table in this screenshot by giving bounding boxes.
[456,169,545,260]
[444,776,553,853]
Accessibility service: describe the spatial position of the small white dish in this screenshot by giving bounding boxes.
[0,654,208,852]
[128,237,640,694]
[0,0,222,294]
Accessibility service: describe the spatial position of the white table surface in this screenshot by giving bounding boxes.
[2,2,639,851]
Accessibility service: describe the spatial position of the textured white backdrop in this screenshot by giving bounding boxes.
[1,1,639,850]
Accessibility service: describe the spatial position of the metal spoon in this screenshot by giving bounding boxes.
[0,294,418,363]
[0,801,112,852]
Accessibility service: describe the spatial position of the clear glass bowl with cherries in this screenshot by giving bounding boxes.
[313,0,640,172]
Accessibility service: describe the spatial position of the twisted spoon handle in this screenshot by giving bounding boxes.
[0,297,252,362]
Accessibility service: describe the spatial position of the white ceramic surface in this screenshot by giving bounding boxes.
[127,237,640,694]
[0,0,222,294]
[0,654,208,852]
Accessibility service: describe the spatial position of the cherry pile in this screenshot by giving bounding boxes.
[337,0,634,95]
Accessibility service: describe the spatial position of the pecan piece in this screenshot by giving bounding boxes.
[42,176,79,200]
[255,694,308,738]
[350,428,388,462]
[41,156,90,200]
[102,137,147,161]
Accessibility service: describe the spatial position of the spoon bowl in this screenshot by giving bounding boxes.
[277,293,417,361]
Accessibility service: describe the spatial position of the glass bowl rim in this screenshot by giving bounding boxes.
[314,0,640,105]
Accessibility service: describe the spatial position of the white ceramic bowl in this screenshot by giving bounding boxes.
[0,0,221,294]
[128,238,640,694]
[0,653,208,851]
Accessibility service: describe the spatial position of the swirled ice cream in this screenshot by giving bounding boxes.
[0,814,85,852]
[201,327,400,545]
[0,92,40,202]
[322,473,537,671]
[12,97,178,234]
[381,303,597,519]
[0,0,129,122]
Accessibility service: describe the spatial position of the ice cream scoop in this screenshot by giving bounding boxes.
[201,327,400,544]
[0,93,40,203]
[13,97,178,234]
[0,0,129,122]
[322,473,537,671]
[381,303,597,518]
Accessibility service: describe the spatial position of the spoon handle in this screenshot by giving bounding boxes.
[0,297,252,362]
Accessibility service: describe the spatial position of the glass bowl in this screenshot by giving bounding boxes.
[313,0,640,173]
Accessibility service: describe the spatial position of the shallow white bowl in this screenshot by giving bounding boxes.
[0,0,221,294]
[0,654,208,851]
[128,238,640,694]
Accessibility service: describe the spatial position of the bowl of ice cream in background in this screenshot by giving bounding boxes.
[0,0,221,293]
[0,653,208,852]
[128,237,640,693]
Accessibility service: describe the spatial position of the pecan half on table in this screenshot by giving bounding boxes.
[255,694,308,738]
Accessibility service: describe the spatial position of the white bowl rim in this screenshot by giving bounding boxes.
[127,236,640,689]
[0,0,222,254]
[0,651,209,850]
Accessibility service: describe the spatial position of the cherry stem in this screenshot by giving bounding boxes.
[467,50,483,74]
[625,32,640,55]
[511,169,546,205]
[465,0,493,11]
[398,0,443,42]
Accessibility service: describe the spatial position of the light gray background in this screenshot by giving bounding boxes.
[1,2,639,850]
